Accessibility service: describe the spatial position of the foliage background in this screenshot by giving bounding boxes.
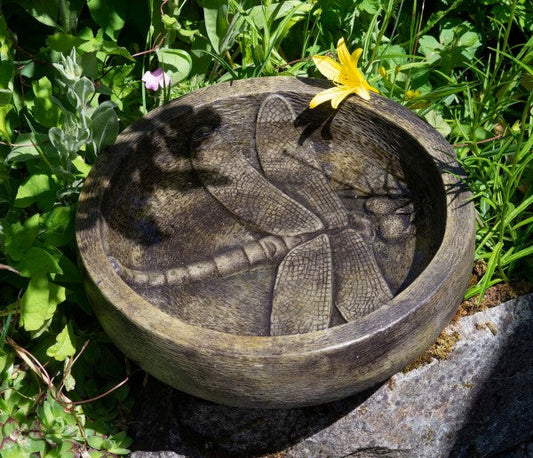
[0,0,531,454]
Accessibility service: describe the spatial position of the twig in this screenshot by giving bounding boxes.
[412,0,425,56]
[68,375,131,405]
[275,55,312,70]
[131,34,166,58]
[453,133,505,148]
[0,264,20,274]
[7,336,133,410]
[160,0,169,17]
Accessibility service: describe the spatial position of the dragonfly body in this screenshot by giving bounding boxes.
[109,233,309,287]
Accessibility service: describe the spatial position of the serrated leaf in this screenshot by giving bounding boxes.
[418,35,442,60]
[4,214,40,261]
[156,48,192,84]
[100,41,134,61]
[46,323,76,361]
[20,275,66,331]
[20,274,50,331]
[424,110,451,138]
[16,246,63,277]
[14,174,59,210]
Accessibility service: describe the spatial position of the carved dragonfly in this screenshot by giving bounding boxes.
[110,95,393,335]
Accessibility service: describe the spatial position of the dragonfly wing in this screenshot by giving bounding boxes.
[331,228,393,321]
[191,128,323,236]
[256,94,349,229]
[270,234,333,335]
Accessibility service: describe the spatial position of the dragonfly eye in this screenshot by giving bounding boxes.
[335,187,359,199]
[191,126,213,145]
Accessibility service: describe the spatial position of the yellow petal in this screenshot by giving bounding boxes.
[351,48,363,66]
[330,87,355,108]
[309,86,353,109]
[312,55,341,81]
[352,84,371,101]
[363,78,380,94]
[337,39,361,81]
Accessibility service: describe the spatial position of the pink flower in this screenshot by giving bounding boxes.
[142,68,171,91]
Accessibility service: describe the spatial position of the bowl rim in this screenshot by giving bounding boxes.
[76,76,474,358]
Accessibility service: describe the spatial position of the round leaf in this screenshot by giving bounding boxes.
[156,48,192,84]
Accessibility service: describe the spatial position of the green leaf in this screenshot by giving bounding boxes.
[90,101,118,155]
[19,275,66,331]
[46,323,76,361]
[14,174,59,210]
[0,103,13,141]
[0,60,14,91]
[0,348,7,373]
[63,371,76,391]
[72,156,91,177]
[100,41,134,61]
[4,214,40,261]
[424,110,451,138]
[87,434,105,450]
[16,246,63,277]
[59,0,85,34]
[87,0,128,41]
[0,440,26,458]
[418,35,442,62]
[41,206,75,247]
[20,274,50,331]
[32,77,62,128]
[162,14,179,30]
[359,0,380,14]
[12,0,60,28]
[458,31,480,48]
[5,133,50,164]
[156,48,192,84]
[45,440,77,458]
[0,88,11,105]
[201,0,229,54]
[67,77,94,111]
[46,33,85,53]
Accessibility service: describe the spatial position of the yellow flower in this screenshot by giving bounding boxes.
[310,38,379,109]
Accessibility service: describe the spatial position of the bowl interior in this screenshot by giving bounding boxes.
[98,91,446,336]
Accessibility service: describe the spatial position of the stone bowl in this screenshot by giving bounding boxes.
[76,77,475,408]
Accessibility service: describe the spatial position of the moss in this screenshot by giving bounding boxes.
[403,330,461,372]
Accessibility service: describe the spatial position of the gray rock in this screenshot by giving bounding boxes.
[129,293,533,457]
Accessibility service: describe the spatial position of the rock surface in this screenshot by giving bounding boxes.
[129,294,533,457]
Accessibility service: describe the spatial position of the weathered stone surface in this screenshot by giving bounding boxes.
[129,294,533,457]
